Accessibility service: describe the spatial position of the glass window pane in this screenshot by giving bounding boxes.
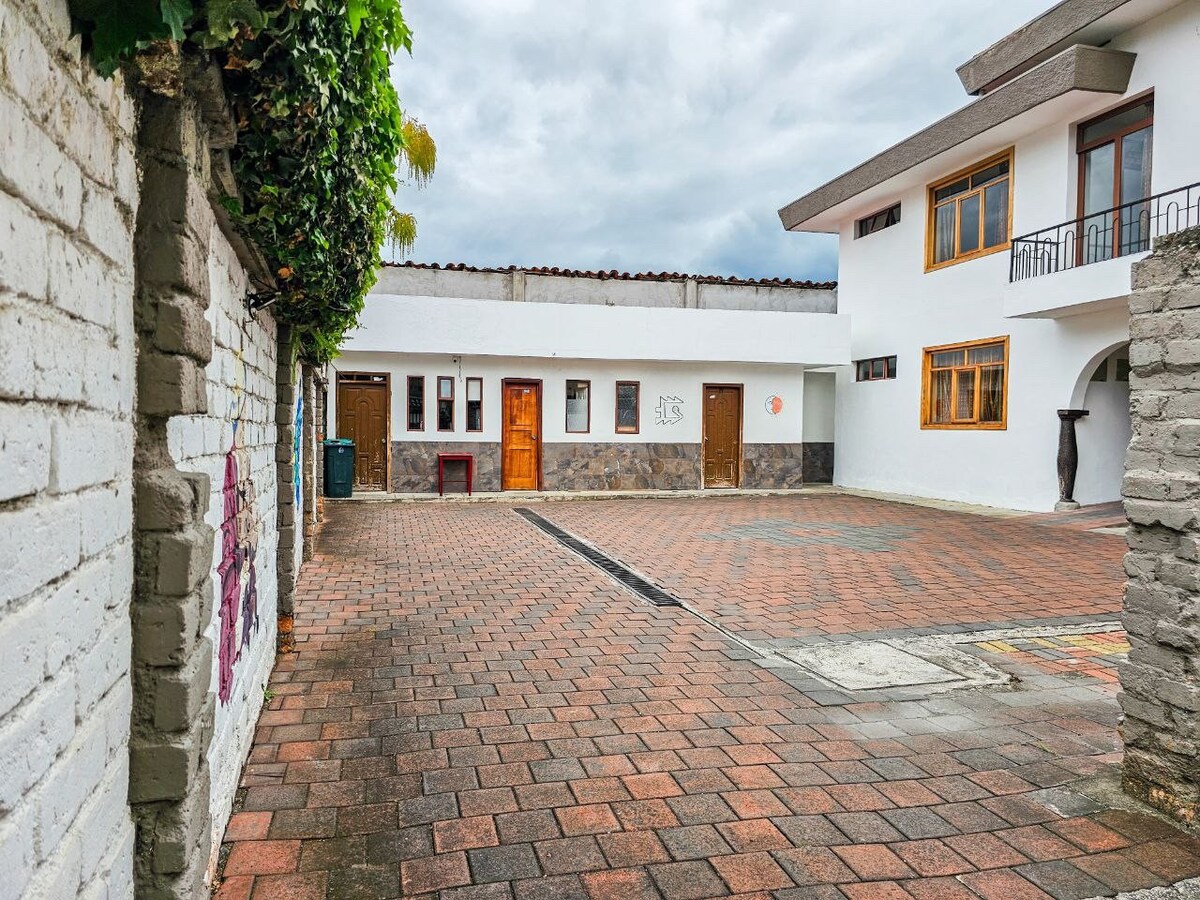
[886,356,897,378]
[466,402,482,431]
[566,381,589,432]
[970,160,1009,188]
[979,365,1004,422]
[1119,127,1153,256]
[437,377,453,400]
[871,359,885,379]
[958,193,981,255]
[983,180,1009,248]
[466,379,482,402]
[931,350,964,368]
[616,383,638,430]
[934,178,969,203]
[856,361,869,381]
[967,343,1004,364]
[407,377,424,429]
[1090,361,1108,382]
[930,369,953,423]
[1081,100,1153,145]
[1116,358,1131,382]
[1082,143,1116,264]
[934,204,956,263]
[437,400,453,430]
[955,369,976,420]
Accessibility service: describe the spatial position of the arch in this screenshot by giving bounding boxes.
[1069,339,1131,409]
[1073,342,1131,506]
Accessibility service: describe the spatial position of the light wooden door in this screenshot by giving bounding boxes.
[337,379,388,490]
[502,381,541,490]
[703,385,742,488]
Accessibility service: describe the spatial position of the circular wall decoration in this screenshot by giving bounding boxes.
[764,394,784,416]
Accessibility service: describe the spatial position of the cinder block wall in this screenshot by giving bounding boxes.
[1121,227,1200,827]
[0,0,139,895]
[164,217,281,861]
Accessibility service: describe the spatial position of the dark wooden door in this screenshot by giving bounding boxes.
[703,385,741,488]
[337,379,388,490]
[502,381,541,490]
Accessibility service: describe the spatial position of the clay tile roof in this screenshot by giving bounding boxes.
[381,260,836,290]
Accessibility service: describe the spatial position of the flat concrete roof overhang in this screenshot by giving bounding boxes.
[778,44,1135,234]
[957,0,1182,95]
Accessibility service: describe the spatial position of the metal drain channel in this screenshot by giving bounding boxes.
[513,508,681,607]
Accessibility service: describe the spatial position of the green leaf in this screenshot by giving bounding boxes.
[347,0,367,36]
[159,0,193,40]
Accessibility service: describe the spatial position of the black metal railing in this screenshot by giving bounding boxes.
[1009,181,1200,282]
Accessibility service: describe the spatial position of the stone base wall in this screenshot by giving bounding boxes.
[392,441,503,492]
[1119,227,1200,828]
[389,440,834,492]
[543,442,702,491]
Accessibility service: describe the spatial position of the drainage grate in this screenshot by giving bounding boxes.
[513,508,681,607]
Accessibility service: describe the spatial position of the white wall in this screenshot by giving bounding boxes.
[331,352,812,447]
[167,224,279,872]
[803,372,836,442]
[343,294,850,368]
[0,0,138,895]
[827,1,1200,511]
[1076,347,1132,505]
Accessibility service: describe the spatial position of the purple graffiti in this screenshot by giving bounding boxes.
[217,440,260,705]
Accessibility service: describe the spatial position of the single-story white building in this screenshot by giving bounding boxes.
[329,263,849,492]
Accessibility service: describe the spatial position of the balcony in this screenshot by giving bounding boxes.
[1010,181,1200,283]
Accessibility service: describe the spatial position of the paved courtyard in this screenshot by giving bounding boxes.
[216,495,1200,899]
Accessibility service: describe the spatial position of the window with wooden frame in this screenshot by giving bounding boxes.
[465,377,483,432]
[855,355,897,382]
[406,376,425,431]
[437,376,454,431]
[856,203,901,238]
[927,150,1013,270]
[565,380,590,433]
[921,337,1008,429]
[615,381,639,434]
[1077,96,1153,264]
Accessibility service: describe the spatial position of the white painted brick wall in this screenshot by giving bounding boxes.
[0,0,137,896]
[167,222,280,872]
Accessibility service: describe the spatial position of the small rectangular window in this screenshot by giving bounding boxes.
[437,376,454,431]
[1115,358,1131,382]
[855,203,901,238]
[854,355,897,382]
[407,376,424,431]
[615,381,639,434]
[466,377,483,431]
[566,380,590,433]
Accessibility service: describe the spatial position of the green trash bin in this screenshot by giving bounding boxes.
[323,439,355,498]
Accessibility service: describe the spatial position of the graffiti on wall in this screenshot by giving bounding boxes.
[293,388,303,505]
[655,395,684,426]
[217,350,260,705]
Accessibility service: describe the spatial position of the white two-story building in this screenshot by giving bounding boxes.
[780,0,1200,511]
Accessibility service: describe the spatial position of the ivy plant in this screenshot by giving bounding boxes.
[69,0,435,363]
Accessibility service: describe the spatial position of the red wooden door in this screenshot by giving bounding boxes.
[502,381,541,490]
[703,385,742,488]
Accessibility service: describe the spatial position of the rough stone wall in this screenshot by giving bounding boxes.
[160,181,281,886]
[0,0,139,895]
[542,443,703,491]
[1120,227,1200,828]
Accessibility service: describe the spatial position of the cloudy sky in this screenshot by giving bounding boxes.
[388,1,1050,282]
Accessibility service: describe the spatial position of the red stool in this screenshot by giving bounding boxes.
[437,453,474,496]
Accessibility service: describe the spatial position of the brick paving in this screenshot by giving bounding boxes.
[540,495,1126,645]
[215,497,1200,899]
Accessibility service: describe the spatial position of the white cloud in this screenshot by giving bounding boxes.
[389,0,1051,281]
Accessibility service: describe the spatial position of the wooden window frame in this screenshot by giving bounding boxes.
[1076,94,1154,260]
[855,355,897,382]
[406,375,425,432]
[925,148,1014,272]
[565,379,591,434]
[615,380,640,434]
[436,375,455,432]
[465,376,483,433]
[855,202,901,238]
[921,336,1009,430]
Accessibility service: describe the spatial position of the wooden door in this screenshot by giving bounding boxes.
[703,385,742,488]
[336,377,388,490]
[502,380,541,490]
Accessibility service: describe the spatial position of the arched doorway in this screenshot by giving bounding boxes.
[1071,343,1131,505]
